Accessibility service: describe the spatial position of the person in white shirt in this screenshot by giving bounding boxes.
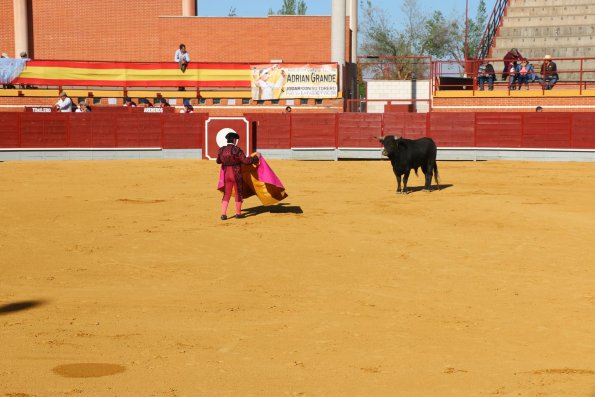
[54,91,72,112]
[174,44,190,72]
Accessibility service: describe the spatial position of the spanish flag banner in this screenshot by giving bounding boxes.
[12,60,252,88]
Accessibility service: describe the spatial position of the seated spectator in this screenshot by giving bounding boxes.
[180,103,194,113]
[538,55,559,90]
[517,59,535,90]
[123,97,137,107]
[75,101,92,112]
[139,98,153,107]
[508,61,521,90]
[157,98,171,107]
[54,91,73,112]
[477,60,495,91]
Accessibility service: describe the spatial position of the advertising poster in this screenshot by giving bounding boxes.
[250,63,338,100]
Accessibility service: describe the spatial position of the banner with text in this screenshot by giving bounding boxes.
[250,63,338,100]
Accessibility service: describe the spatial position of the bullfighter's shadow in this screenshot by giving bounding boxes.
[242,203,303,218]
[401,183,453,193]
[0,300,46,315]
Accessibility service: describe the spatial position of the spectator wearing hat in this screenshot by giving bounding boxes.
[216,132,261,220]
[54,91,73,112]
[538,55,558,90]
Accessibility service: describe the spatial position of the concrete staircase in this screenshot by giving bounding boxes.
[491,0,595,81]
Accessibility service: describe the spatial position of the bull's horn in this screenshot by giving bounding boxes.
[393,135,400,140]
[374,136,384,142]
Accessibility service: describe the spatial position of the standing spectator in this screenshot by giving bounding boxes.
[477,60,495,91]
[284,105,292,113]
[54,91,73,112]
[535,106,543,112]
[19,51,33,88]
[502,48,523,81]
[538,55,559,90]
[1,52,16,89]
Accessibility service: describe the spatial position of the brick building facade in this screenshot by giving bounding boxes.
[0,1,352,64]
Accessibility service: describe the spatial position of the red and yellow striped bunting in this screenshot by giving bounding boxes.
[13,60,252,88]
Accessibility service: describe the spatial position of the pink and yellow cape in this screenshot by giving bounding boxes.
[218,156,288,205]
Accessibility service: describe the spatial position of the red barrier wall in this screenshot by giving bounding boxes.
[0,112,205,149]
[2,112,595,151]
[245,114,290,150]
[337,113,382,148]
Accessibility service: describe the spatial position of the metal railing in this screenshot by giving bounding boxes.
[476,0,509,60]
[434,57,595,95]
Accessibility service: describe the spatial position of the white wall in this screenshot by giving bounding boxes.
[366,80,431,113]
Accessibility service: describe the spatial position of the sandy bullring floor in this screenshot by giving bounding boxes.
[1,159,594,397]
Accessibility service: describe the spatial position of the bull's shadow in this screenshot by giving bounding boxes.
[0,299,46,315]
[242,203,303,218]
[398,183,453,193]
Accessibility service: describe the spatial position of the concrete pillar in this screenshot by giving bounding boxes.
[348,0,357,62]
[182,0,196,16]
[331,0,346,66]
[13,0,29,57]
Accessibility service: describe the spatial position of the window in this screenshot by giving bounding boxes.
[315,99,323,105]
[271,99,279,104]
[300,98,308,105]
[199,98,206,105]
[242,98,250,105]
[213,98,221,105]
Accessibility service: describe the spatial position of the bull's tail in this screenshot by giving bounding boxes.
[433,161,440,190]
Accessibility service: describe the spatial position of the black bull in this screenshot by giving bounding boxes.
[376,136,440,194]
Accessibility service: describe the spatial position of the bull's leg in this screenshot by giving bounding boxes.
[423,166,433,191]
[402,169,411,194]
[395,173,402,193]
